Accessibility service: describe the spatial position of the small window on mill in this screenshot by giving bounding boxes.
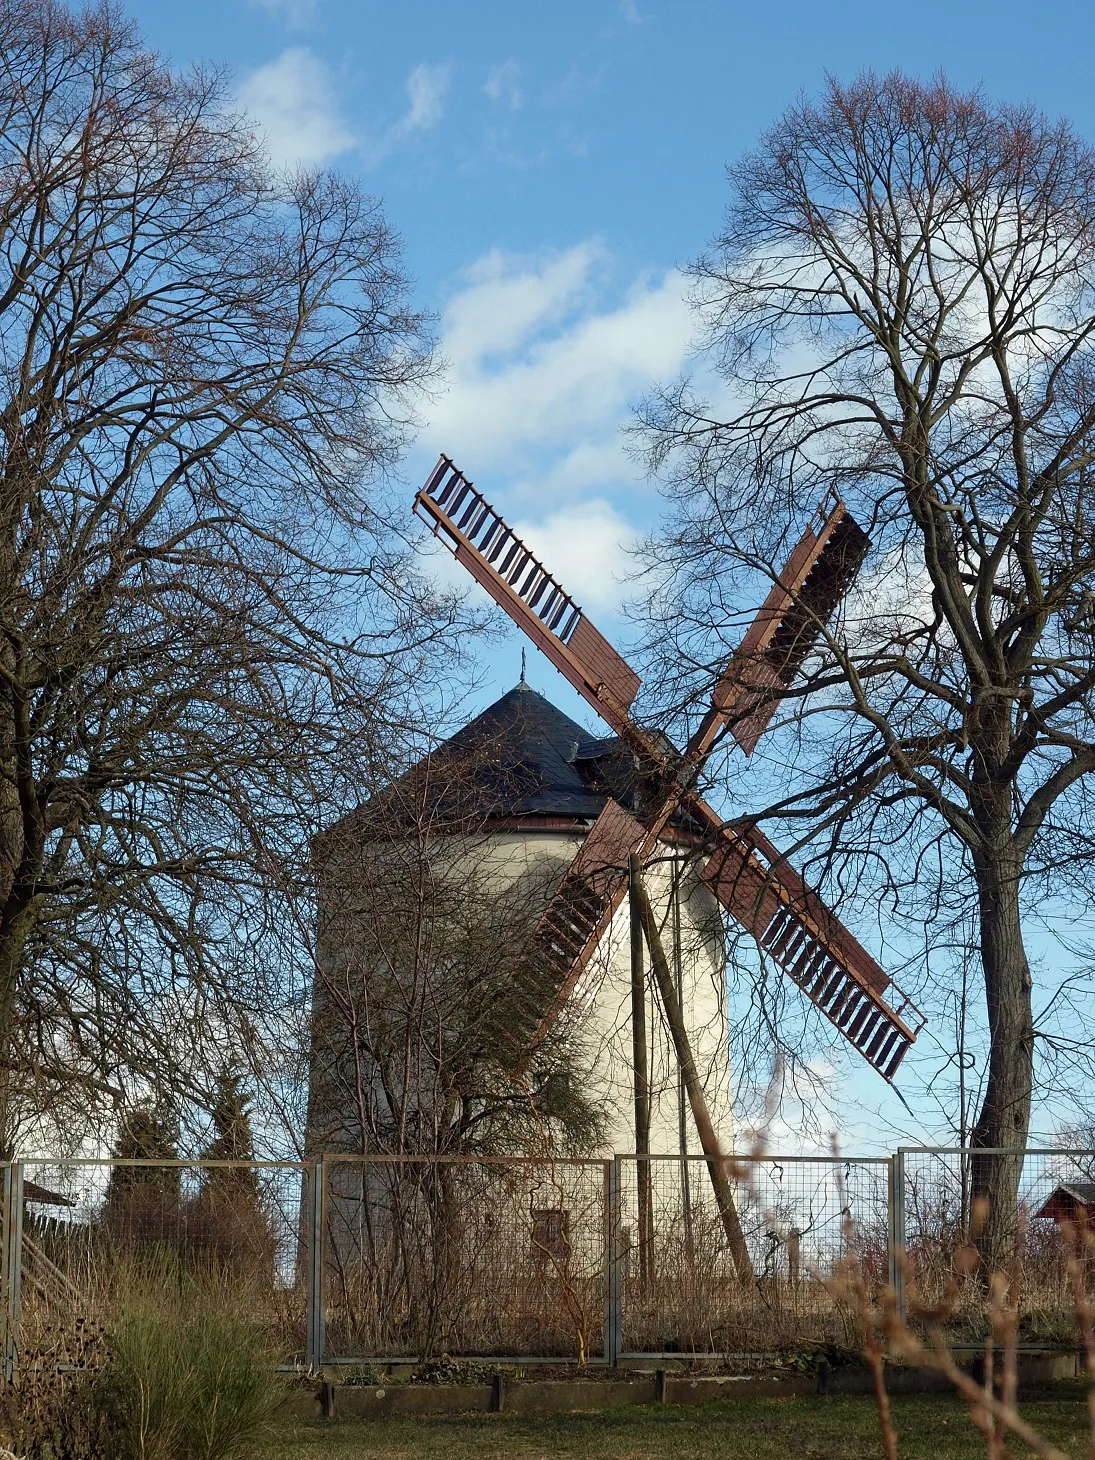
[531,1207,570,1260]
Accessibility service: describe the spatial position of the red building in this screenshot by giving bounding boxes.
[1034,1182,1095,1224]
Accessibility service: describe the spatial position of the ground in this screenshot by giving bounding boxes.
[271,1393,1094,1458]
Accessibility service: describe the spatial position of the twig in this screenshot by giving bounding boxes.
[833,1155,898,1460]
[912,1332,1070,1460]
[1061,1217,1095,1460]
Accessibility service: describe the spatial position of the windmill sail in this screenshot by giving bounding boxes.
[524,798,646,1040]
[416,457,640,737]
[414,456,925,1083]
[697,814,923,1081]
[688,494,870,759]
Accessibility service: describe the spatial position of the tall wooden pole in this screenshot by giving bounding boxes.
[632,870,755,1283]
[628,853,653,1284]
[672,861,694,1257]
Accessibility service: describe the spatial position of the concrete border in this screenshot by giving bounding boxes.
[283,1354,1081,1421]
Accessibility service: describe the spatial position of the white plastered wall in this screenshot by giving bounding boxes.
[313,827,734,1161]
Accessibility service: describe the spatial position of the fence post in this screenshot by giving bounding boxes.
[306,1158,326,1373]
[603,1158,622,1366]
[1,1163,23,1384]
[612,1157,624,1365]
[889,1150,906,1329]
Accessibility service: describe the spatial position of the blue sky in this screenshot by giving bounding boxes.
[127,0,1095,1150]
[122,0,1095,706]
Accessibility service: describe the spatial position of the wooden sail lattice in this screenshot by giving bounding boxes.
[688,494,871,759]
[416,458,640,736]
[701,820,922,1081]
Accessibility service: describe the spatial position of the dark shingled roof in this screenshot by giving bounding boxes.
[320,681,677,846]
[319,681,708,848]
[435,681,634,818]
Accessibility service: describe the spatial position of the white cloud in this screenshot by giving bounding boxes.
[364,61,452,164]
[845,546,935,653]
[512,500,639,613]
[444,242,601,364]
[238,48,355,169]
[249,0,318,29]
[415,241,693,617]
[428,242,692,491]
[485,59,523,111]
[404,61,451,132]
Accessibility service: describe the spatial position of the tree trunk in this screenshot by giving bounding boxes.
[969,846,1034,1274]
[0,913,34,1160]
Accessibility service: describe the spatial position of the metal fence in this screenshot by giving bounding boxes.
[615,1154,891,1359]
[0,1148,1092,1375]
[893,1146,1095,1347]
[320,1156,610,1363]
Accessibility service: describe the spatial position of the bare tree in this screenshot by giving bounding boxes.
[639,71,1095,1262]
[307,741,606,1161]
[0,0,455,1149]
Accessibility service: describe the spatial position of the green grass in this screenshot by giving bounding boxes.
[269,1393,1094,1458]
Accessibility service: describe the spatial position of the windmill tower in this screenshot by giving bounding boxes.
[306,677,733,1165]
[305,456,927,1284]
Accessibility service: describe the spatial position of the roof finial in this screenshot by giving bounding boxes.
[520,647,527,685]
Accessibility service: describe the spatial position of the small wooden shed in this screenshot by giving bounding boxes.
[1034,1182,1095,1224]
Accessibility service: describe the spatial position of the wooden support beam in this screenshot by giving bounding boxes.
[628,853,653,1285]
[632,872,755,1284]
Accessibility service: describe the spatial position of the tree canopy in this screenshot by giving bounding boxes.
[640,71,1095,1255]
[0,0,458,1151]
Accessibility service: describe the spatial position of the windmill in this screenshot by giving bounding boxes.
[414,455,925,1280]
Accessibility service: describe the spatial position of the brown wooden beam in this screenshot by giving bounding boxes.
[628,853,653,1285]
[632,871,755,1284]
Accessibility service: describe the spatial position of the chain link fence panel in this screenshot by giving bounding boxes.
[897,1147,1095,1345]
[14,1160,309,1372]
[321,1156,610,1363]
[615,1154,892,1357]
[7,1146,1095,1374]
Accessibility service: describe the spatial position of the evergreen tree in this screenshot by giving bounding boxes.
[189,1070,273,1278]
[204,1071,258,1184]
[101,1101,180,1244]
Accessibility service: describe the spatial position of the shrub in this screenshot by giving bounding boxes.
[98,1277,284,1460]
[0,1314,115,1459]
[183,1182,276,1287]
[0,1369,116,1460]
